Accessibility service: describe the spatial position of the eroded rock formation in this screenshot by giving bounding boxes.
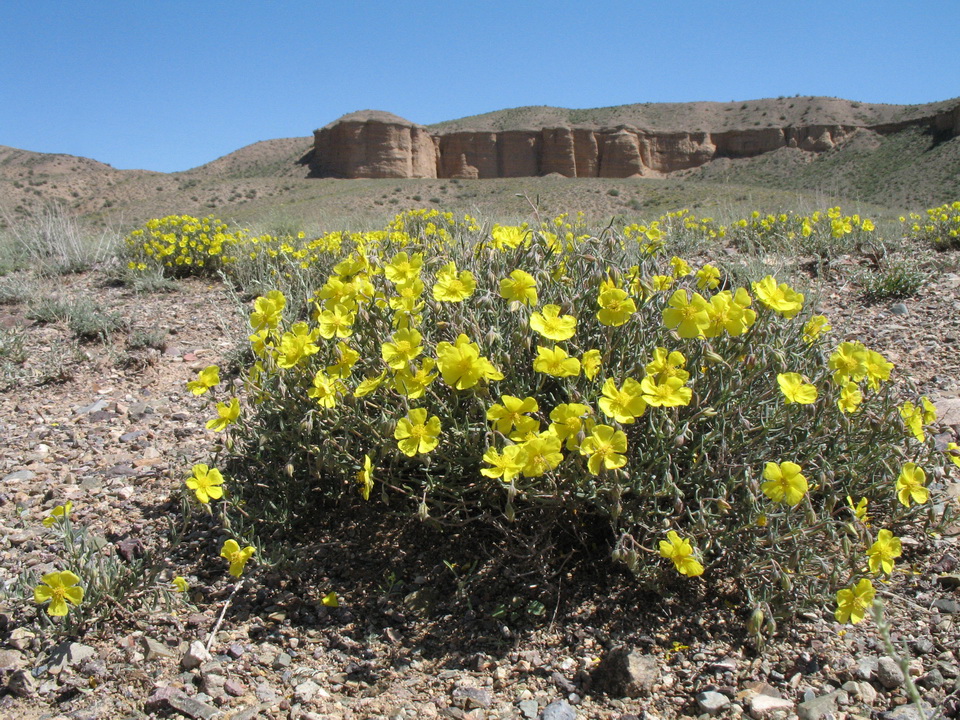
[310,105,960,180]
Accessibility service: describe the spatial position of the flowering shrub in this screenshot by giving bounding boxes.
[181,210,955,624]
[122,214,242,277]
[902,201,960,250]
[727,207,877,258]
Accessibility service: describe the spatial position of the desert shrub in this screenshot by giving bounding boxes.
[902,201,960,250]
[187,212,955,623]
[728,207,878,259]
[855,258,928,302]
[122,214,242,278]
[28,296,126,342]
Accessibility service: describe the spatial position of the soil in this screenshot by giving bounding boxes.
[0,247,958,720]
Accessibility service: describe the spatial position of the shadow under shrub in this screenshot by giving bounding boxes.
[196,211,954,625]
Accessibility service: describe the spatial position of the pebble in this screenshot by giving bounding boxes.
[2,470,35,483]
[541,699,577,720]
[797,689,847,720]
[593,646,659,698]
[697,690,731,715]
[876,657,905,689]
[182,640,212,670]
[748,693,794,719]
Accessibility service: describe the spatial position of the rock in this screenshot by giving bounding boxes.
[880,701,935,720]
[917,668,946,688]
[519,698,539,719]
[200,671,226,699]
[541,699,577,720]
[890,303,909,315]
[294,678,321,704]
[797,690,847,720]
[167,692,222,720]
[7,628,34,650]
[855,657,878,681]
[182,640,212,670]
[0,649,24,672]
[933,597,960,614]
[2,470,35,483]
[144,686,186,713]
[451,685,492,710]
[223,678,245,697]
[877,657,905,689]
[934,397,960,427]
[593,646,659,697]
[6,669,37,697]
[697,690,731,715]
[142,636,177,660]
[909,637,936,656]
[45,641,96,672]
[748,693,795,719]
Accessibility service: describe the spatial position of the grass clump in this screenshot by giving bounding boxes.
[180,209,955,626]
[28,296,126,342]
[855,258,928,302]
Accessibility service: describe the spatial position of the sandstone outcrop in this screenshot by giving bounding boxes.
[309,102,960,180]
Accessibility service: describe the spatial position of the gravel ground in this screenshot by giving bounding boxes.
[0,251,958,720]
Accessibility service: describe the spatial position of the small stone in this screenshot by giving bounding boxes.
[917,668,946,688]
[2,470,35,483]
[880,701,935,720]
[295,678,321,703]
[167,692,222,720]
[227,643,246,659]
[518,699,539,719]
[223,678,245,697]
[933,598,960,614]
[857,681,878,705]
[182,640,212,670]
[877,657,905,689]
[273,651,292,668]
[0,649,24,672]
[142,636,177,660]
[854,657,878,681]
[593,646,659,698]
[6,669,37,697]
[890,303,909,315]
[452,685,492,710]
[909,637,936,655]
[797,690,847,720]
[748,693,794,719]
[697,691,731,715]
[8,628,35,650]
[541,699,577,720]
[45,641,96,672]
[200,672,227,698]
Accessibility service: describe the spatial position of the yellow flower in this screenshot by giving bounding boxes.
[436,334,502,389]
[659,531,704,577]
[837,382,863,414]
[221,539,256,578]
[846,495,869,524]
[354,370,387,397]
[761,461,808,506]
[645,348,689,383]
[777,373,818,404]
[186,365,220,395]
[549,403,591,450]
[829,342,867,384]
[802,315,831,343]
[321,591,339,607]
[518,431,564,477]
[381,328,423,370]
[530,304,577,341]
[481,444,526,483]
[640,376,692,407]
[433,261,476,302]
[395,408,442,457]
[277,322,321,369]
[357,455,374,500]
[384,251,423,285]
[598,377,647,423]
[695,264,721,290]
[835,578,875,624]
[172,576,189,593]
[867,529,902,575]
[491,224,527,250]
[206,397,240,431]
[34,570,84,616]
[946,442,960,469]
[308,370,344,409]
[185,464,225,503]
[581,349,602,380]
[921,396,937,424]
[669,256,692,278]
[752,276,804,318]
[393,357,439,399]
[499,269,538,306]
[899,401,925,442]
[579,424,628,475]
[487,395,539,436]
[597,288,637,327]
[662,289,710,338]
[250,290,285,331]
[896,463,928,507]
[43,501,73,528]
[533,345,581,377]
[316,305,355,340]
[863,350,893,390]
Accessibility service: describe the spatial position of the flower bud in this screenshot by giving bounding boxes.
[417,501,430,522]
[747,607,764,636]
[285,463,295,477]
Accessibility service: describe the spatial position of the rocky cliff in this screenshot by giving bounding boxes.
[310,101,960,180]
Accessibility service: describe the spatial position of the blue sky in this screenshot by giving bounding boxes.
[2,1,957,173]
